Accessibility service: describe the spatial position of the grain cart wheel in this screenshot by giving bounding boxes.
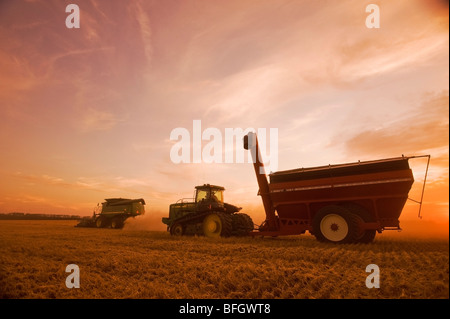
[344,204,376,243]
[231,213,254,236]
[202,212,232,238]
[313,206,360,244]
[111,217,124,229]
[95,216,107,228]
[170,223,184,236]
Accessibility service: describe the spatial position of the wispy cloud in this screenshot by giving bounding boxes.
[80,108,123,132]
[134,1,153,65]
[344,91,449,159]
[332,35,447,84]
[14,172,72,188]
[13,172,158,196]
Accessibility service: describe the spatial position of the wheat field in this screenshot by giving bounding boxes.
[0,220,448,299]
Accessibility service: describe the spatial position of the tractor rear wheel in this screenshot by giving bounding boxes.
[313,206,360,244]
[231,213,254,236]
[202,212,232,238]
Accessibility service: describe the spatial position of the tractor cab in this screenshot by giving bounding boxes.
[195,184,224,204]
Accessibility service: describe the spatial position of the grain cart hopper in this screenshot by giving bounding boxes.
[162,184,254,237]
[76,198,145,229]
[243,132,430,243]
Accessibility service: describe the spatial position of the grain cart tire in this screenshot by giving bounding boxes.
[111,217,124,229]
[357,226,376,243]
[231,213,254,236]
[343,204,377,243]
[313,206,360,244]
[202,212,232,238]
[96,216,107,228]
[170,223,184,236]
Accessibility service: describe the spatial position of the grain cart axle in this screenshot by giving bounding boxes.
[243,132,430,243]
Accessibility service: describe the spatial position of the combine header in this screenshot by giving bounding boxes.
[244,132,430,243]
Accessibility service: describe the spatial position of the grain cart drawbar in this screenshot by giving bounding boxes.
[243,132,430,243]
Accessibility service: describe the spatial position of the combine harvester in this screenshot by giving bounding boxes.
[76,198,145,229]
[244,132,430,243]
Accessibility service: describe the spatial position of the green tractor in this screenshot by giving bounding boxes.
[162,184,254,237]
[76,198,145,229]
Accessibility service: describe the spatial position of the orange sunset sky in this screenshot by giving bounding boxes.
[0,0,448,236]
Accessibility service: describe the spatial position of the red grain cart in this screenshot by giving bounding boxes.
[244,132,430,243]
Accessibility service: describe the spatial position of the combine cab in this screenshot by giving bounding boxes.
[76,198,145,229]
[162,184,254,237]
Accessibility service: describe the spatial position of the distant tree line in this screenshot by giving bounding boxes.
[0,212,81,220]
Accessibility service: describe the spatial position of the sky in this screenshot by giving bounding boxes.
[0,0,448,235]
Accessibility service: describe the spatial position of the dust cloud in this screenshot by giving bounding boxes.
[123,210,167,231]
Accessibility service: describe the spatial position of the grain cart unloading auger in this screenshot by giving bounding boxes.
[243,132,430,243]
